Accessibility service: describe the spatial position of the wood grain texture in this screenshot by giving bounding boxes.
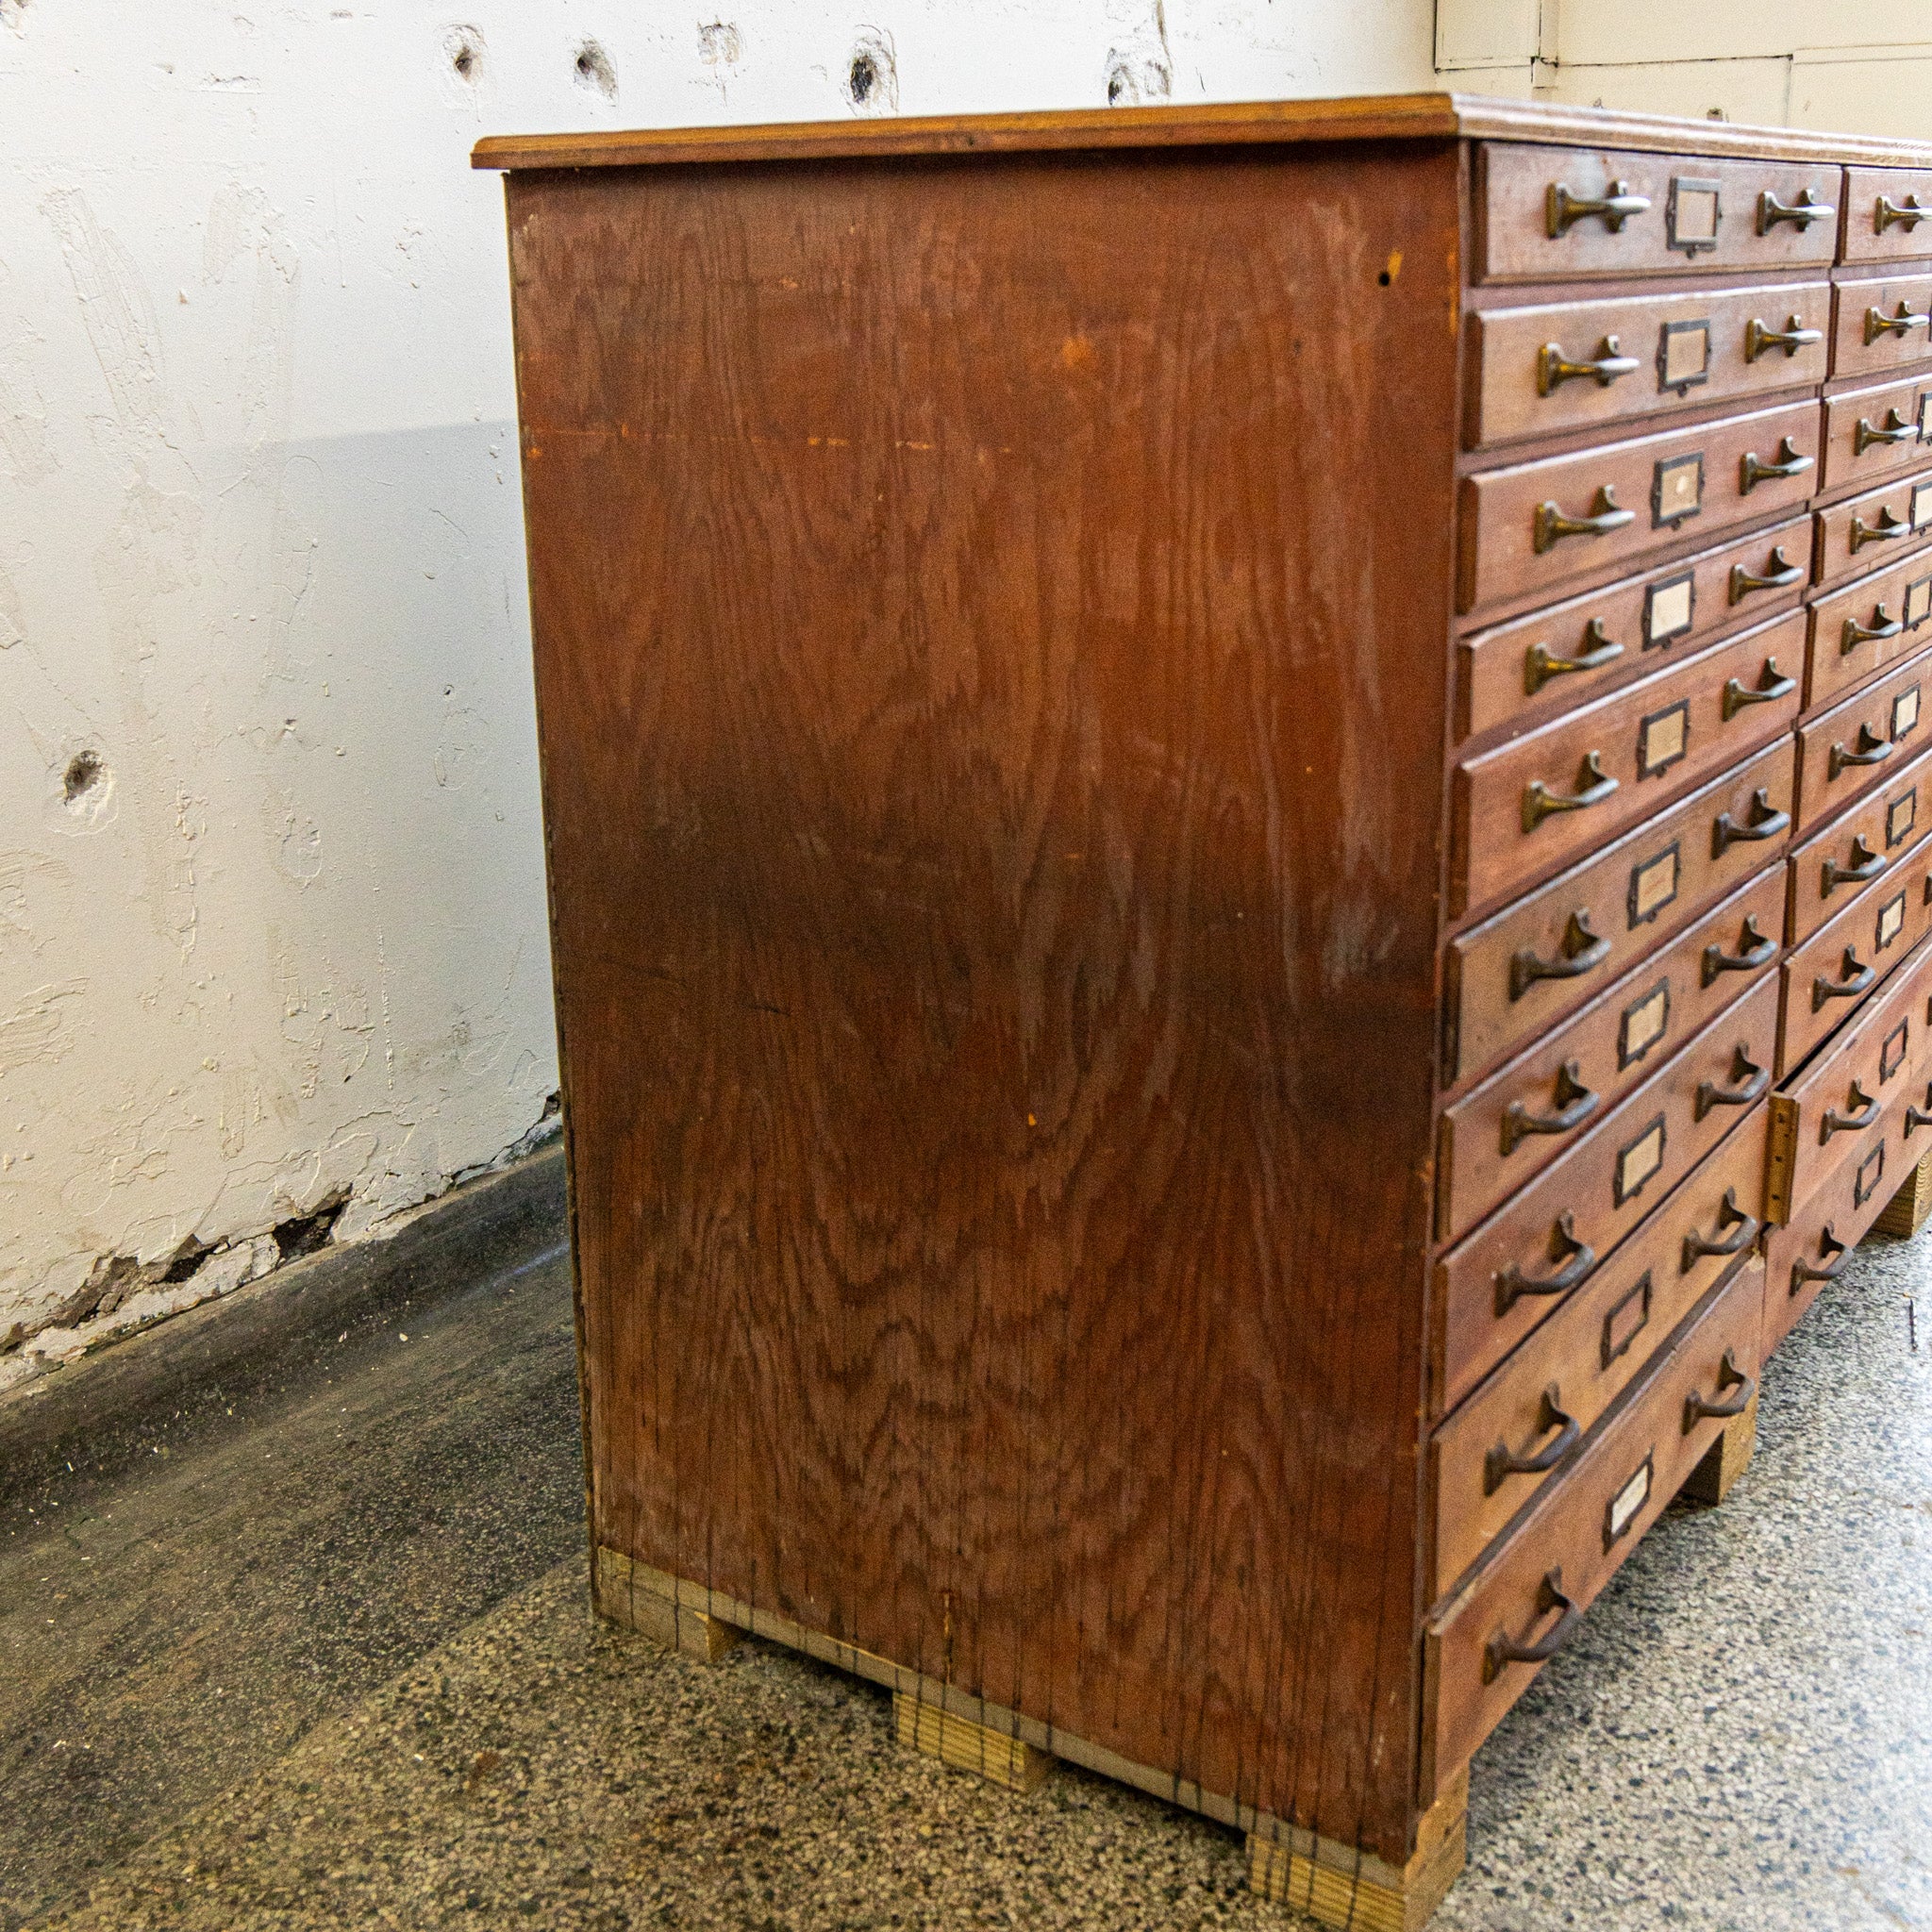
[475,96,1932,177]
[506,142,1462,1864]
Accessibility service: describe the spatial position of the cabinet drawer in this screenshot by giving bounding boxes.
[1819,375,1932,494]
[1785,738,1932,943]
[1467,282,1829,451]
[1423,1254,1763,1799]
[1830,272,1932,383]
[1459,402,1821,619]
[1476,143,1840,285]
[1764,932,1932,1223]
[1429,1115,1765,1600]
[1447,737,1794,1085]
[1765,1092,1918,1355]
[1438,866,1784,1245]
[1455,610,1802,916]
[1813,469,1932,591]
[1805,545,1932,710]
[1459,518,1809,747]
[1778,856,1932,1077]
[1793,642,1932,832]
[1437,976,1775,1413]
[1842,168,1932,268]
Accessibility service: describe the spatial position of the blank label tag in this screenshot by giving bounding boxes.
[1915,482,1932,532]
[1615,1113,1667,1206]
[1606,1454,1654,1547]
[1890,786,1918,848]
[1895,686,1922,741]
[1908,576,1932,628]
[1619,980,1672,1068]
[1645,573,1695,646]
[1628,845,1681,926]
[1639,700,1690,777]
[1653,451,1704,523]
[1878,890,1907,950]
[1883,1018,1910,1083]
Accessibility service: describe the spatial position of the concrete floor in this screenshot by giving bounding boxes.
[3,1146,1927,1931]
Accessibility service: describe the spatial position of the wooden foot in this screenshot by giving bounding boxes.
[894,1691,1053,1793]
[594,1545,742,1662]
[1247,1766,1466,1932]
[1874,1149,1932,1238]
[1679,1390,1757,1507]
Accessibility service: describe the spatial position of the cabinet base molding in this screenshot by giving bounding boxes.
[1874,1148,1932,1238]
[592,1546,1456,1909]
[1679,1391,1758,1507]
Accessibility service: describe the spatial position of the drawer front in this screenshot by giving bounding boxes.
[1438,866,1785,1245]
[1447,738,1795,1085]
[1437,976,1776,1410]
[1764,931,1932,1221]
[1455,610,1802,916]
[1842,168,1932,268]
[1819,375,1932,494]
[1477,144,1840,284]
[1765,1091,1919,1354]
[1813,469,1932,591]
[1830,272,1932,384]
[1785,737,1932,943]
[1459,402,1821,618]
[1468,282,1830,451]
[1778,855,1932,1076]
[1423,1255,1763,1796]
[1806,545,1932,710]
[1459,518,1810,747]
[1429,1116,1765,1599]
[1793,641,1932,832]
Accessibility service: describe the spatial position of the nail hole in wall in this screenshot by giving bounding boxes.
[443,25,485,84]
[574,39,617,98]
[844,27,897,115]
[63,750,104,805]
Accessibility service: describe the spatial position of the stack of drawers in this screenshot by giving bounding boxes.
[1427,142,1932,1789]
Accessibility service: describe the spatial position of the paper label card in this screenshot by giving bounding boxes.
[1606,1455,1655,1548]
[1628,844,1681,927]
[1615,1113,1667,1206]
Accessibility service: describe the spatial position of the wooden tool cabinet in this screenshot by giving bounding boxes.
[478,93,1932,1928]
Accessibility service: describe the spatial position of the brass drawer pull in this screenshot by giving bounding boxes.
[1856,408,1918,454]
[1822,834,1886,893]
[1701,913,1776,985]
[1547,180,1651,237]
[1865,300,1932,344]
[1501,1059,1601,1154]
[1820,1078,1880,1141]
[1758,187,1835,231]
[1842,603,1904,653]
[1829,723,1895,778]
[1812,946,1877,1010]
[1729,545,1804,601]
[1694,1043,1770,1120]
[1483,1387,1582,1494]
[1712,787,1790,855]
[1493,1210,1594,1315]
[1908,1084,1932,1134]
[1523,750,1619,831]
[1721,658,1796,719]
[1744,314,1823,361]
[1790,1224,1848,1292]
[1850,507,1913,551]
[1539,335,1640,395]
[1534,486,1634,554]
[1483,1569,1581,1682]
[1876,192,1929,232]
[1683,1347,1757,1429]
[1509,909,1611,1000]
[1740,439,1813,492]
[1525,617,1623,693]
[1680,1187,1759,1270]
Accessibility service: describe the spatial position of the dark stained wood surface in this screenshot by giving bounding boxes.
[1777,861,1932,1075]
[506,142,1463,1863]
[1804,543,1932,710]
[475,97,1932,177]
[1792,641,1932,830]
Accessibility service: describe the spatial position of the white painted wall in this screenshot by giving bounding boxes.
[2,0,1924,1392]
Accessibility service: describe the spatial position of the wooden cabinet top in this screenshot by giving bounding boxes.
[474,92,1932,175]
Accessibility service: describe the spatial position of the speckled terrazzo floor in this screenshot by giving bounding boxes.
[6,1155,1928,1931]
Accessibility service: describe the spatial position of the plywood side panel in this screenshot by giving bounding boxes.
[505,142,1460,1862]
